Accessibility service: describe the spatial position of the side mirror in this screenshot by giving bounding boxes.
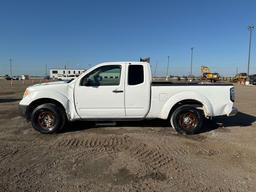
[86,79,93,86]
[94,75,102,82]
[82,78,92,86]
[97,76,102,81]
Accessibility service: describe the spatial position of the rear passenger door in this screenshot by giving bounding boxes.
[125,64,151,117]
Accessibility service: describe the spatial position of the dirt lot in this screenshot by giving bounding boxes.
[0,80,255,192]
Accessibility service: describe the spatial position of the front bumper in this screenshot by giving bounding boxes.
[19,104,28,119]
[229,107,238,116]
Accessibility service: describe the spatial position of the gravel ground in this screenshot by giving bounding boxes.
[0,80,255,192]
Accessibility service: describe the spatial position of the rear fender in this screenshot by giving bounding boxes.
[160,91,213,119]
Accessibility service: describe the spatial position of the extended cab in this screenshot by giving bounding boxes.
[19,62,237,134]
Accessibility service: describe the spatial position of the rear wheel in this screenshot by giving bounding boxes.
[170,105,203,135]
[31,103,66,134]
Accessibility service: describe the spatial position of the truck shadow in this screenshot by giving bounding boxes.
[0,98,20,103]
[62,119,170,133]
[200,112,256,133]
[62,112,256,134]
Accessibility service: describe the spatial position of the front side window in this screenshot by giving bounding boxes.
[81,65,121,86]
[128,65,144,85]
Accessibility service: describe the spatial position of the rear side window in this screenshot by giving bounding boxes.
[128,65,144,85]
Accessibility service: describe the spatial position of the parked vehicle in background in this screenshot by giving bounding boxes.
[12,76,19,80]
[233,73,248,82]
[19,61,237,135]
[18,75,26,80]
[4,75,26,80]
[249,74,256,85]
[5,75,12,80]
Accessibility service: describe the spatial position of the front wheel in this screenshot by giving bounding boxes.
[170,105,204,135]
[31,103,66,134]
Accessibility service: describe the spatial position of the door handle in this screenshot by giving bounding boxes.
[113,89,124,93]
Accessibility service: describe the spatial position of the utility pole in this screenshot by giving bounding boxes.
[45,64,48,76]
[190,47,194,76]
[247,25,254,76]
[166,56,170,79]
[9,58,13,77]
[154,61,158,77]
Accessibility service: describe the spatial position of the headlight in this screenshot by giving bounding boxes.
[23,89,30,98]
[230,87,235,102]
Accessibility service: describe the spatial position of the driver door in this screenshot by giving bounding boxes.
[75,64,125,118]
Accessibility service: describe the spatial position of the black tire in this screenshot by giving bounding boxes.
[31,103,66,134]
[170,105,203,135]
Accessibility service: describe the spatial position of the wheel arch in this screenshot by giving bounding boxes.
[26,98,67,120]
[160,91,213,119]
[167,99,203,119]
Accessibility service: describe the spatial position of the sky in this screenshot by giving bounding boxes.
[0,0,256,76]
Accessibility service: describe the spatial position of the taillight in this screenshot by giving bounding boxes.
[230,87,235,102]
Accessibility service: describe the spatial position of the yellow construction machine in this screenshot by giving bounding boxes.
[232,73,248,82]
[201,66,220,82]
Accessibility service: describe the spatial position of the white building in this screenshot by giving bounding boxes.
[50,69,86,80]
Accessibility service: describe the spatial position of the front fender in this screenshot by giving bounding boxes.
[19,90,72,119]
[160,91,213,119]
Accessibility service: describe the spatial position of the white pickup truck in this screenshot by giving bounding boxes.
[19,62,237,134]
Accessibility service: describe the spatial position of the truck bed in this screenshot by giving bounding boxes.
[152,81,233,86]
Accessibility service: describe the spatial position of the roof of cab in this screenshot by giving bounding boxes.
[100,61,149,65]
